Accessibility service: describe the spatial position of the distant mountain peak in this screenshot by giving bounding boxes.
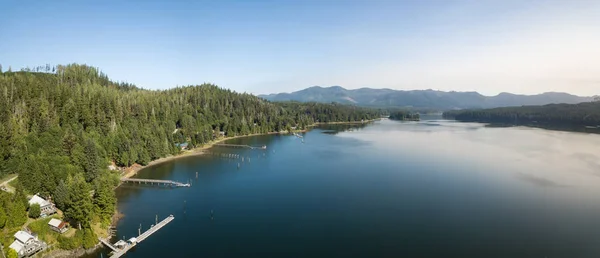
[258,86,592,110]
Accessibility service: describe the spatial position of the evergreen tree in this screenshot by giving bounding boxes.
[54,179,70,210]
[93,174,117,223]
[65,174,93,229]
[0,205,6,228]
[83,139,100,182]
[13,181,28,208]
[6,198,27,228]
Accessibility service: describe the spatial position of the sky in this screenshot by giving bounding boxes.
[1,0,599,96]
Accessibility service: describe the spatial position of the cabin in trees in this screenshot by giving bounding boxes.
[9,231,47,258]
[176,142,189,151]
[48,218,68,234]
[28,195,56,216]
[213,130,225,138]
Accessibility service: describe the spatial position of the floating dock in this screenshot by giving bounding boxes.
[214,143,267,149]
[121,178,190,187]
[100,215,175,258]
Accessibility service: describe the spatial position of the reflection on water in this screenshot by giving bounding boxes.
[90,118,600,258]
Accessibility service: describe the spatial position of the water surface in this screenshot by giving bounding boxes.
[97,119,600,257]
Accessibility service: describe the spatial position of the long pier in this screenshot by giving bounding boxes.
[101,215,175,258]
[214,143,266,149]
[121,178,190,187]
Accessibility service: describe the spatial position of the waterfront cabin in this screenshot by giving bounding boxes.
[48,218,68,234]
[9,231,46,258]
[176,142,189,151]
[28,195,56,216]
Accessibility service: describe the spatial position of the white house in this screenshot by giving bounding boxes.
[48,218,68,234]
[9,231,46,258]
[28,195,56,216]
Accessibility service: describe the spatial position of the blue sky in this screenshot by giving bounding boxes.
[1,0,599,96]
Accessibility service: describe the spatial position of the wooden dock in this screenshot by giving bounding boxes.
[121,178,190,187]
[99,238,118,252]
[214,143,266,149]
[101,215,175,258]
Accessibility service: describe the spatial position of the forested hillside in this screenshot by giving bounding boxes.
[443,101,600,131]
[0,64,377,239]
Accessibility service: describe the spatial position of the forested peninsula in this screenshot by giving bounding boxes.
[443,101,600,132]
[388,111,420,121]
[0,64,378,256]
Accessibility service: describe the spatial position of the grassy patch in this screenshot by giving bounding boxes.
[62,228,76,238]
[8,178,18,188]
[27,216,61,245]
[91,221,108,239]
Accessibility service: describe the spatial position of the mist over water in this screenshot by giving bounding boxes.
[93,118,600,258]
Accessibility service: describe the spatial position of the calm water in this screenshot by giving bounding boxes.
[94,118,600,257]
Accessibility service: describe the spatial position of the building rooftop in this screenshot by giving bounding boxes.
[14,230,34,244]
[9,240,24,253]
[48,218,63,228]
[29,195,50,207]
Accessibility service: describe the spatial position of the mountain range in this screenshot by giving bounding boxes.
[259,86,594,110]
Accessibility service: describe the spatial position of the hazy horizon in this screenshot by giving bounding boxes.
[258,85,596,97]
[2,0,599,96]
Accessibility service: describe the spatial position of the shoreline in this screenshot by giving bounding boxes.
[103,119,378,252]
[120,131,282,179]
[119,119,378,179]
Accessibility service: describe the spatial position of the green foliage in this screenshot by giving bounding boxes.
[6,200,27,228]
[64,174,93,229]
[443,102,600,128]
[57,228,97,250]
[0,204,6,228]
[0,190,27,229]
[27,217,57,243]
[58,231,82,250]
[0,63,378,237]
[53,179,69,211]
[83,139,101,182]
[389,111,420,121]
[28,203,41,218]
[93,173,117,224]
[82,228,98,249]
[7,248,18,258]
